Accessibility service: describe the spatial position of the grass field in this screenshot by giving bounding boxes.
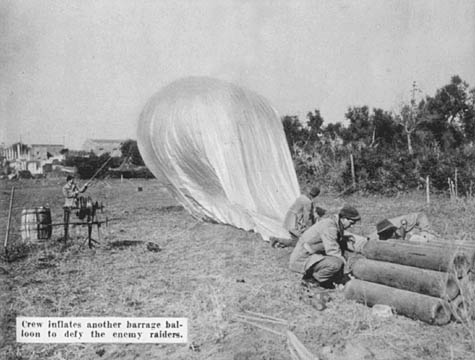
[1,178,475,360]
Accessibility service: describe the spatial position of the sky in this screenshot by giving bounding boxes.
[1,0,474,149]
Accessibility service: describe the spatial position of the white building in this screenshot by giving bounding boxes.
[82,139,124,157]
[1,142,65,175]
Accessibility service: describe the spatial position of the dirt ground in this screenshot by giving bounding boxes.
[1,178,475,360]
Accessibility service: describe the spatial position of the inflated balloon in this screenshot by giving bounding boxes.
[137,77,300,240]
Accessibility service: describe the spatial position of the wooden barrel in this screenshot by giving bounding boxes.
[21,209,37,242]
[36,207,52,240]
[20,207,52,242]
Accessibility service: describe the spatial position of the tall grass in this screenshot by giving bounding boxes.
[2,178,475,359]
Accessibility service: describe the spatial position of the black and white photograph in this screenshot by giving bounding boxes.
[1,1,475,359]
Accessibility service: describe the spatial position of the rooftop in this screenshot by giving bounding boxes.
[85,139,125,143]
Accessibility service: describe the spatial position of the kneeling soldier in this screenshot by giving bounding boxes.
[289,204,361,290]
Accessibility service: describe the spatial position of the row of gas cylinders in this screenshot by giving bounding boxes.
[344,238,475,325]
[20,207,53,242]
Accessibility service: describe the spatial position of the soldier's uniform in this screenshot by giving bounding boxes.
[369,212,436,242]
[289,215,346,286]
[274,186,323,249]
[283,194,315,238]
[62,178,87,241]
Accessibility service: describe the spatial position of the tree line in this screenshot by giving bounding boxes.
[62,139,152,179]
[283,75,475,195]
[63,75,475,195]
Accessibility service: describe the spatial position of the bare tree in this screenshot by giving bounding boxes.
[396,81,426,155]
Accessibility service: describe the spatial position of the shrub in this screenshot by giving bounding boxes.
[419,149,475,195]
[293,142,349,192]
[107,167,154,179]
[342,148,420,195]
[63,153,111,180]
[336,146,475,196]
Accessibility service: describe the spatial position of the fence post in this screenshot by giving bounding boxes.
[426,176,430,205]
[350,153,356,189]
[4,186,15,256]
[454,168,458,198]
[448,177,453,199]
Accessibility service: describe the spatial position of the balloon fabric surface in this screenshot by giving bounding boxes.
[137,77,300,240]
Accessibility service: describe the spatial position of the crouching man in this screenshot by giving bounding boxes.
[271,186,324,248]
[289,204,361,289]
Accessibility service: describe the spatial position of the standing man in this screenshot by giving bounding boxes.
[62,175,88,241]
[289,204,361,289]
[272,186,322,248]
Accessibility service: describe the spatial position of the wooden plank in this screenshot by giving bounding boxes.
[3,186,15,256]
